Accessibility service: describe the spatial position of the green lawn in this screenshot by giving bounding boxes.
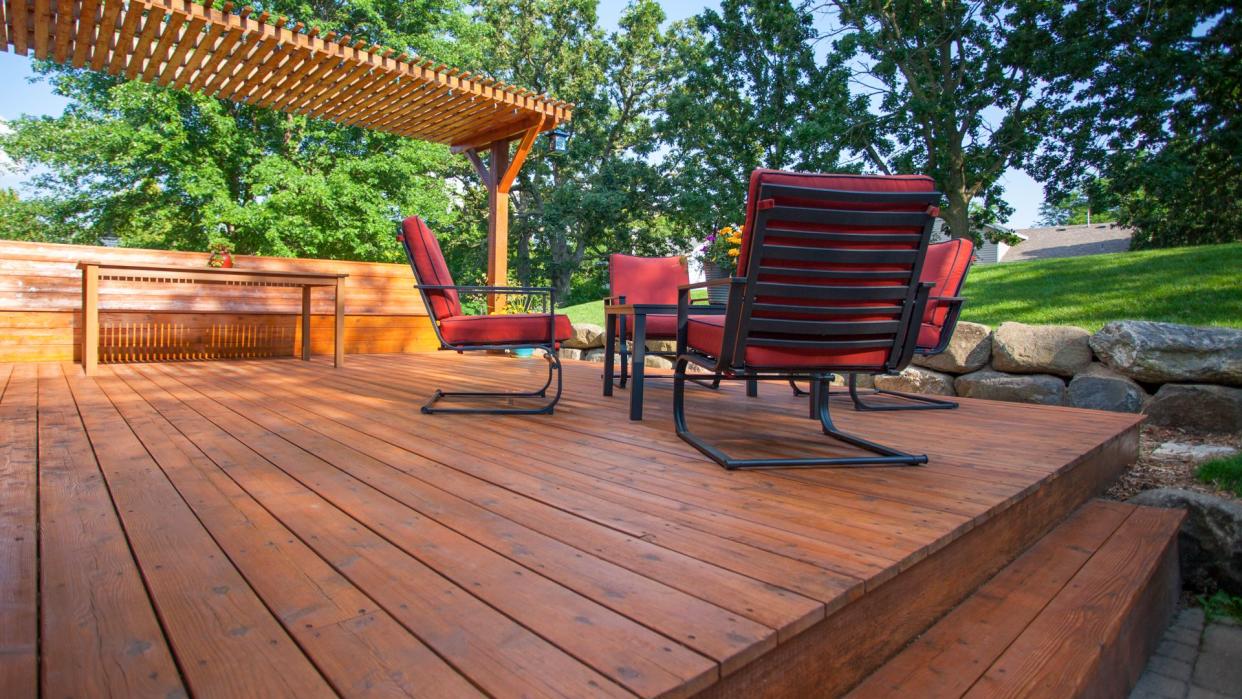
[1196,453,1242,498]
[560,243,1242,331]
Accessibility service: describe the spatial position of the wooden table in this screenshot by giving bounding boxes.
[78,262,347,376]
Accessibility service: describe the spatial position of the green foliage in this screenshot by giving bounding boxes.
[660,0,864,235]
[1037,180,1119,227]
[1198,590,1242,624]
[0,188,62,242]
[1031,1,1240,249]
[1196,453,1242,498]
[959,243,1242,331]
[822,0,1058,239]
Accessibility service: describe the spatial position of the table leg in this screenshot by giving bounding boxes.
[618,314,629,389]
[82,264,99,377]
[334,278,345,367]
[603,313,616,396]
[301,286,312,361]
[747,378,758,397]
[630,313,647,421]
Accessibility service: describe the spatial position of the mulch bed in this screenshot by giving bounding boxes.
[1105,425,1241,503]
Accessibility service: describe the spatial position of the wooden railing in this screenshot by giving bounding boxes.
[0,240,438,363]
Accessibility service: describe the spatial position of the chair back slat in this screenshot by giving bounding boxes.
[397,216,462,321]
[714,169,939,372]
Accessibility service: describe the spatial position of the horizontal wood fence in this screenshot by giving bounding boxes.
[0,240,438,363]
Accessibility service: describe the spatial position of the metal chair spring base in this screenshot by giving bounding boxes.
[788,374,959,411]
[422,349,563,415]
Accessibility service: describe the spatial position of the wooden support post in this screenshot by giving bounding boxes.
[81,263,99,376]
[486,140,510,314]
[333,277,345,367]
[300,285,312,361]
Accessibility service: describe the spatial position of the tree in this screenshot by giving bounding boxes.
[0,189,61,242]
[477,0,679,300]
[0,1,474,262]
[1030,1,1240,249]
[1036,179,1118,227]
[820,0,1059,239]
[660,0,865,234]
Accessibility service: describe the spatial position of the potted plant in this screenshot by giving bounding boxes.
[207,240,234,268]
[696,224,742,305]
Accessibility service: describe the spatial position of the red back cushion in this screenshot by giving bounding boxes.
[920,238,973,330]
[398,216,462,320]
[609,254,689,306]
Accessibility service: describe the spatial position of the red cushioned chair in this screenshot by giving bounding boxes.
[606,254,688,390]
[672,170,940,469]
[791,237,974,410]
[398,216,572,415]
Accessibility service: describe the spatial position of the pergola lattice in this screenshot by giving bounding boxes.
[0,0,571,296]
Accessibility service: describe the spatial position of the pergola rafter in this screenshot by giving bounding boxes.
[1,0,571,300]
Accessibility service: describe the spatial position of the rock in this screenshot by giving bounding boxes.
[1090,320,1242,386]
[992,322,1092,377]
[873,366,956,396]
[954,368,1067,405]
[644,354,674,369]
[558,348,583,361]
[1067,363,1150,413]
[563,322,605,349]
[829,373,875,389]
[913,321,992,374]
[581,348,606,363]
[1151,442,1240,463]
[1129,488,1242,595]
[645,339,678,354]
[1145,384,1242,434]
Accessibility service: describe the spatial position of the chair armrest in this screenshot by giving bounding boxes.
[929,295,966,303]
[677,277,744,292]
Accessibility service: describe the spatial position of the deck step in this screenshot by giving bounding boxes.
[847,499,1185,699]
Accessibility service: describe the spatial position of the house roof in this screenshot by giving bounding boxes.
[0,0,571,147]
[1004,223,1133,262]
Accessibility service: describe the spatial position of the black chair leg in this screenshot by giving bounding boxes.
[423,349,563,415]
[673,361,927,470]
[847,373,959,411]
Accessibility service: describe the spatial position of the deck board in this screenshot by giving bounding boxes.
[0,354,1143,698]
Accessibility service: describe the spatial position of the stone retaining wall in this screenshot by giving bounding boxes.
[562,318,1242,434]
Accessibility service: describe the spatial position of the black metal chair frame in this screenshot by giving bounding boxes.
[399,228,563,416]
[672,181,938,470]
[789,265,972,411]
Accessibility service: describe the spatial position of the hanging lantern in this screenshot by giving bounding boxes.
[548,127,570,153]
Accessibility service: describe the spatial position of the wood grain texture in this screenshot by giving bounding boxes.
[1,354,1145,699]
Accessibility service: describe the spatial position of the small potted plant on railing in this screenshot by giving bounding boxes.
[206,240,234,268]
[697,224,742,305]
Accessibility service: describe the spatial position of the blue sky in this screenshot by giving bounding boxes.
[0,1,1044,227]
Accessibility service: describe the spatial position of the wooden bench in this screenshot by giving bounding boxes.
[78,262,347,375]
[846,499,1185,698]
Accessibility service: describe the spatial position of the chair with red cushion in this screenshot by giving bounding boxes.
[398,216,572,415]
[791,237,975,410]
[606,254,688,389]
[672,169,940,469]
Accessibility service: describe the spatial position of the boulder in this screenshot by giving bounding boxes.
[912,321,992,374]
[645,339,678,354]
[1129,488,1242,595]
[1067,363,1150,413]
[1151,442,1240,463]
[829,373,875,389]
[563,322,605,349]
[873,366,956,396]
[992,322,1092,377]
[1090,320,1242,386]
[954,368,1067,405]
[558,348,583,361]
[644,354,674,370]
[581,348,606,363]
[1145,384,1242,434]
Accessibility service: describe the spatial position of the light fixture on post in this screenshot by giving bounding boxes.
[548,127,570,153]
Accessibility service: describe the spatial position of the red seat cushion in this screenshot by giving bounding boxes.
[400,216,462,320]
[623,313,678,339]
[609,254,688,306]
[439,313,573,345]
[686,316,890,370]
[918,238,973,350]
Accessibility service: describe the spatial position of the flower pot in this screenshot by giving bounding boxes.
[702,261,731,306]
[511,347,536,358]
[208,251,233,268]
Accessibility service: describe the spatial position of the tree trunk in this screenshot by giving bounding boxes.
[943,188,972,240]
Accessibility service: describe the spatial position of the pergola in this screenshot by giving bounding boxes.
[0,0,572,297]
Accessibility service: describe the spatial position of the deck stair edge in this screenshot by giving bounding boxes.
[846,498,1185,699]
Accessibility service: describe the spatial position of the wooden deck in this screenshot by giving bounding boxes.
[0,353,1142,698]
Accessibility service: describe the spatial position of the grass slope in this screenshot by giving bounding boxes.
[560,243,1242,331]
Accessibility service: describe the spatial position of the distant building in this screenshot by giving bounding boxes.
[975,224,1028,264]
[967,222,1134,264]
